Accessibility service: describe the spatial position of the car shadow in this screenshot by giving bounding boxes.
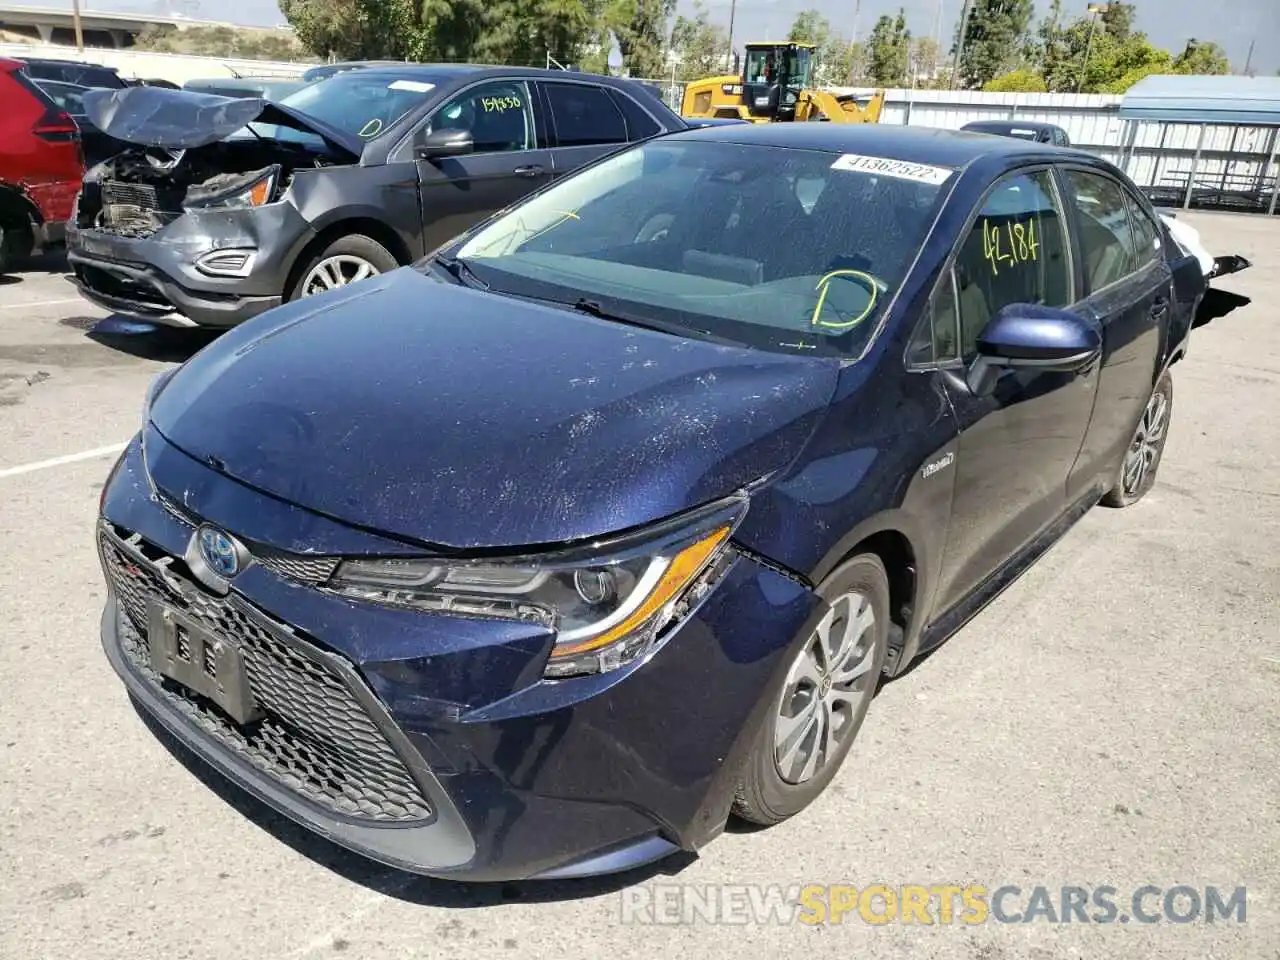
[72,314,220,363]
[1194,288,1251,329]
[130,697,699,903]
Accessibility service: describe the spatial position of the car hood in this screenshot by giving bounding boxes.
[80,85,363,159]
[148,269,840,551]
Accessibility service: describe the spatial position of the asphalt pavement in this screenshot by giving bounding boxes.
[0,213,1276,960]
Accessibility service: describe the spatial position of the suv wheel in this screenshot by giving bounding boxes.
[733,553,890,826]
[291,234,398,300]
[1102,371,1173,508]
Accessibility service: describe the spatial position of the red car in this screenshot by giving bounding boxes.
[0,57,85,270]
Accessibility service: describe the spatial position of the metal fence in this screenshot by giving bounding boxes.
[637,82,1280,215]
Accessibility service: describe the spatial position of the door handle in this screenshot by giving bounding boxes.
[1151,297,1169,319]
[513,165,544,177]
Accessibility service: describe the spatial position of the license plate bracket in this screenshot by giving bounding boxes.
[147,603,262,726]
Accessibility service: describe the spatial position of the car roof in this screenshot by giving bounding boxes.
[667,122,1069,168]
[963,119,1064,133]
[327,63,670,88]
[18,56,119,71]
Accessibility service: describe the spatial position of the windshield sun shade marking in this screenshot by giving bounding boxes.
[389,80,435,93]
[829,153,953,186]
[809,269,878,330]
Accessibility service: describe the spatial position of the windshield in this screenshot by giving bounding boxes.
[265,72,437,142]
[449,140,953,359]
[744,46,813,88]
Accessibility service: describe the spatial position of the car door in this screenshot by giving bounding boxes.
[536,80,631,181]
[930,166,1100,613]
[412,79,554,251]
[1059,166,1173,502]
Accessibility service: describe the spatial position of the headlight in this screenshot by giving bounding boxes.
[183,165,279,211]
[328,497,747,677]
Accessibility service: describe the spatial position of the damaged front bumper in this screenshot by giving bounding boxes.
[97,435,822,881]
[66,199,312,328]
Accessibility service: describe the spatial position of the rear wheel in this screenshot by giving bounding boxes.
[289,234,398,301]
[1102,371,1173,508]
[733,553,890,826]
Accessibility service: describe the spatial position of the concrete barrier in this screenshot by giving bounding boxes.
[0,40,307,83]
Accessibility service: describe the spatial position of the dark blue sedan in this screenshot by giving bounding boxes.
[96,123,1202,882]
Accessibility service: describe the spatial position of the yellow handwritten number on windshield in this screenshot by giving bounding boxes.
[982,217,1039,276]
[809,269,878,331]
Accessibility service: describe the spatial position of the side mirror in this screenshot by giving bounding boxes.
[415,128,474,161]
[966,304,1101,396]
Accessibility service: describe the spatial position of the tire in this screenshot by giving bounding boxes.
[288,234,399,302]
[733,553,891,826]
[1101,371,1173,508]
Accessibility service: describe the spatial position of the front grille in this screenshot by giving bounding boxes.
[153,494,340,587]
[256,552,341,586]
[101,525,432,823]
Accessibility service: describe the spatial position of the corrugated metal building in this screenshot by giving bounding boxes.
[1116,75,1280,215]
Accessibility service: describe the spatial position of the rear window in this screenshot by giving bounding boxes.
[453,140,955,359]
[23,61,123,88]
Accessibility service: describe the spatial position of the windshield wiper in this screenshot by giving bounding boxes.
[431,254,488,289]
[571,298,717,341]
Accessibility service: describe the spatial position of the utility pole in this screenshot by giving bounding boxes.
[1077,3,1110,94]
[71,0,84,51]
[950,0,972,90]
[726,0,737,74]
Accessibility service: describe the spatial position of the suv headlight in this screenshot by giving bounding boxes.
[183,165,279,211]
[328,497,747,677]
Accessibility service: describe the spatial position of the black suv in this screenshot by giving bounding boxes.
[67,65,686,328]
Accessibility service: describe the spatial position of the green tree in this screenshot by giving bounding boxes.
[1173,39,1231,75]
[608,0,675,78]
[956,0,1034,89]
[670,1,727,80]
[867,10,910,87]
[909,35,940,83]
[1099,1,1135,41]
[279,0,414,60]
[787,8,852,85]
[983,67,1046,91]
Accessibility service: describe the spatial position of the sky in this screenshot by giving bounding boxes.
[57,0,1280,73]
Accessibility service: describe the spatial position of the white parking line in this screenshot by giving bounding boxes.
[0,442,127,479]
[0,297,90,311]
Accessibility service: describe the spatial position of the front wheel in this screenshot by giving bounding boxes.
[1101,371,1173,508]
[289,234,399,301]
[733,553,890,826]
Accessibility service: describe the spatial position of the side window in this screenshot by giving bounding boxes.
[908,268,961,366]
[1064,169,1140,292]
[1125,193,1162,270]
[543,82,627,147]
[953,169,1073,356]
[608,89,662,141]
[1054,129,1070,147]
[424,80,533,154]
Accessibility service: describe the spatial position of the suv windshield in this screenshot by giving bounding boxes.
[448,139,953,358]
[273,71,437,141]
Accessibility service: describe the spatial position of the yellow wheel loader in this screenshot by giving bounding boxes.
[680,41,885,124]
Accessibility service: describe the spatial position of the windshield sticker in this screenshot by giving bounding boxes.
[982,217,1040,275]
[389,80,435,93]
[481,95,523,113]
[357,117,384,139]
[830,154,953,185]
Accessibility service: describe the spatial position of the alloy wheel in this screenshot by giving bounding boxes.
[300,254,380,296]
[774,591,878,785]
[1122,388,1169,496]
